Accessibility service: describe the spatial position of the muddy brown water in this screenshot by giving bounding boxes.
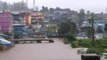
[0,38,81,60]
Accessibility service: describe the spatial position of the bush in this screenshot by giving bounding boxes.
[71,41,79,48]
[104,49,107,53]
[87,47,105,55]
[78,39,92,48]
[64,32,76,42]
[63,39,70,44]
[76,39,107,48]
[70,39,107,55]
[94,40,107,48]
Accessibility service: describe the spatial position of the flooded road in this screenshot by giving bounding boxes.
[0,38,81,60]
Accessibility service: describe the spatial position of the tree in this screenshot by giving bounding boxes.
[0,1,29,11]
[87,10,90,14]
[2,2,8,10]
[78,9,85,25]
[58,21,77,37]
[64,32,76,42]
[41,6,49,13]
[86,27,93,38]
[88,13,95,46]
[12,2,28,11]
[49,8,54,13]
[104,23,107,32]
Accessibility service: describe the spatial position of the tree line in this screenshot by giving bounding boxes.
[0,1,28,11]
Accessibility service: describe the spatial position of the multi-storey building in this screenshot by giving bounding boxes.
[0,11,13,33]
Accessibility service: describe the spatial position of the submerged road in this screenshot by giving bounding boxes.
[0,38,81,60]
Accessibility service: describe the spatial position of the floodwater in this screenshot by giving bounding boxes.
[0,38,81,60]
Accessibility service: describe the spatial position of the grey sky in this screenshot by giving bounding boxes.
[1,0,107,13]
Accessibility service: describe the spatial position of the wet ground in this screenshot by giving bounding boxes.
[0,38,81,60]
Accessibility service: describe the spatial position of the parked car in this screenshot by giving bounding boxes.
[0,38,13,50]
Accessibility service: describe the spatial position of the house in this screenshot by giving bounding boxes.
[31,11,44,24]
[0,11,13,33]
[12,12,24,24]
[76,32,103,39]
[22,12,32,26]
[13,24,26,38]
[76,32,88,39]
[94,21,105,32]
[80,21,105,32]
[94,33,103,39]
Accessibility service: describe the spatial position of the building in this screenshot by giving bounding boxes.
[0,11,13,33]
[12,12,24,24]
[94,21,105,32]
[23,12,32,26]
[13,24,26,38]
[31,11,44,24]
[31,11,44,32]
[80,21,105,32]
[76,32,88,39]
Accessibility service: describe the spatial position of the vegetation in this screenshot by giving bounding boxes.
[0,1,28,11]
[71,41,79,48]
[58,21,77,37]
[71,39,107,55]
[72,39,107,48]
[78,9,85,25]
[63,39,70,44]
[88,16,95,46]
[87,47,105,55]
[86,27,93,38]
[104,23,107,32]
[64,32,76,42]
[58,21,78,44]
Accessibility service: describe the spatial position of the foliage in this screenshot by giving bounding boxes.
[87,17,95,39]
[86,27,93,38]
[0,1,28,11]
[71,41,79,48]
[63,39,70,44]
[71,39,107,55]
[78,9,85,25]
[64,32,76,42]
[88,16,96,46]
[71,39,107,48]
[104,23,107,32]
[87,47,105,55]
[58,21,77,37]
[78,39,92,48]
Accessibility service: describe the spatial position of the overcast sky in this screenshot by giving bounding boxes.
[1,0,107,13]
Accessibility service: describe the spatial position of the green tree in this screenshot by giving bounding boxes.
[78,9,85,25]
[88,13,95,46]
[86,27,93,38]
[58,21,77,37]
[65,32,76,42]
[104,23,107,32]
